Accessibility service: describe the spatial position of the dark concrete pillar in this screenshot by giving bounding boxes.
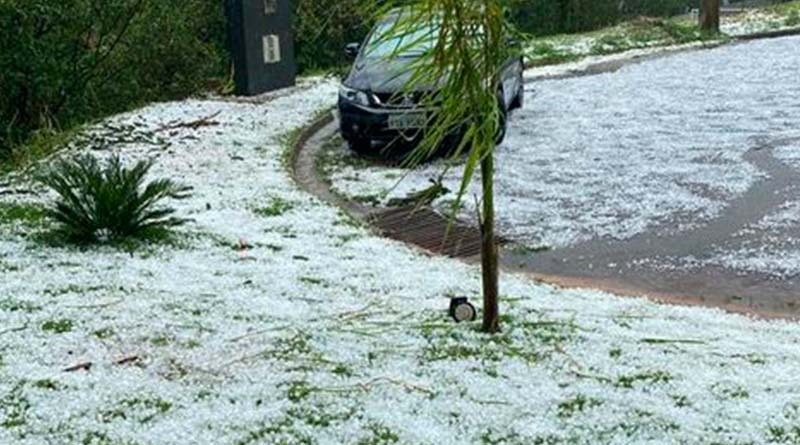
[227,0,297,96]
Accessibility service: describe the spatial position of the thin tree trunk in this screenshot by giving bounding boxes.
[700,0,721,33]
[480,149,499,333]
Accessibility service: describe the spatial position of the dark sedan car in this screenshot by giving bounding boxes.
[338,12,525,155]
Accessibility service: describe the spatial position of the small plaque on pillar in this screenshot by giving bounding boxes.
[263,35,281,64]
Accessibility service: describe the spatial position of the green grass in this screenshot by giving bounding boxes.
[286,380,314,403]
[557,394,603,418]
[0,383,30,429]
[100,397,173,425]
[357,423,400,445]
[711,382,750,400]
[0,128,76,176]
[0,298,41,313]
[315,133,376,185]
[150,335,172,347]
[525,42,580,67]
[769,0,800,16]
[41,319,74,334]
[236,416,314,445]
[32,379,60,391]
[254,197,295,217]
[420,311,577,366]
[32,224,186,254]
[0,202,47,228]
[786,9,800,27]
[278,106,333,170]
[92,327,115,340]
[299,276,326,287]
[278,125,307,170]
[525,17,726,68]
[615,370,672,389]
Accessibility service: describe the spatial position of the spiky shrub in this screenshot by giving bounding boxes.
[39,155,190,243]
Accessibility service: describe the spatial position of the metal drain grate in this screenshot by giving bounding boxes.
[369,206,483,258]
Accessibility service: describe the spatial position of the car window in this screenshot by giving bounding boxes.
[364,17,438,59]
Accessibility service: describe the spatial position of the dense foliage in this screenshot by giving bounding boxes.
[0,0,227,161]
[291,0,699,73]
[39,154,190,243]
[294,0,375,73]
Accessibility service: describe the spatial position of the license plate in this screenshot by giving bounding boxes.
[388,113,426,130]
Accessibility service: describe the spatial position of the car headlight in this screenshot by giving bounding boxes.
[339,85,371,107]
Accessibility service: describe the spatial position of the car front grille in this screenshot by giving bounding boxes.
[373,91,436,109]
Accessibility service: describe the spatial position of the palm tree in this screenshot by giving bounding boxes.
[378,0,515,333]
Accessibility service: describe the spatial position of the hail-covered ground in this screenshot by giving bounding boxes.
[521,2,800,68]
[721,3,800,36]
[328,35,800,278]
[1,74,800,445]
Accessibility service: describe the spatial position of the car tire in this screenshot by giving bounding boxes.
[496,94,508,145]
[510,81,524,111]
[347,137,372,155]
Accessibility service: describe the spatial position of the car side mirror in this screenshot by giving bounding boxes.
[345,43,361,59]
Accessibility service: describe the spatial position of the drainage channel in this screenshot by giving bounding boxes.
[291,115,484,260]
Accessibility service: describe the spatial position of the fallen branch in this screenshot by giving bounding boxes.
[114,355,141,366]
[166,322,216,334]
[570,369,614,384]
[157,111,221,132]
[218,348,281,369]
[0,188,37,196]
[227,324,292,343]
[66,298,123,309]
[468,397,511,406]
[640,337,707,345]
[64,354,141,372]
[386,178,450,208]
[367,377,435,396]
[336,302,380,321]
[64,362,92,372]
[321,376,435,397]
[0,323,28,336]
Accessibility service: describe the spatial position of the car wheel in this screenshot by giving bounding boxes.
[510,81,524,111]
[495,94,508,145]
[347,137,372,155]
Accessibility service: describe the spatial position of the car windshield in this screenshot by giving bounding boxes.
[364,17,438,59]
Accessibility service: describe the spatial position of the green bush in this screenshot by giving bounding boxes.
[622,0,694,17]
[507,0,696,36]
[0,0,227,162]
[38,155,190,243]
[293,0,375,73]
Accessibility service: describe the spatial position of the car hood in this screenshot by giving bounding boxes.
[344,57,439,93]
